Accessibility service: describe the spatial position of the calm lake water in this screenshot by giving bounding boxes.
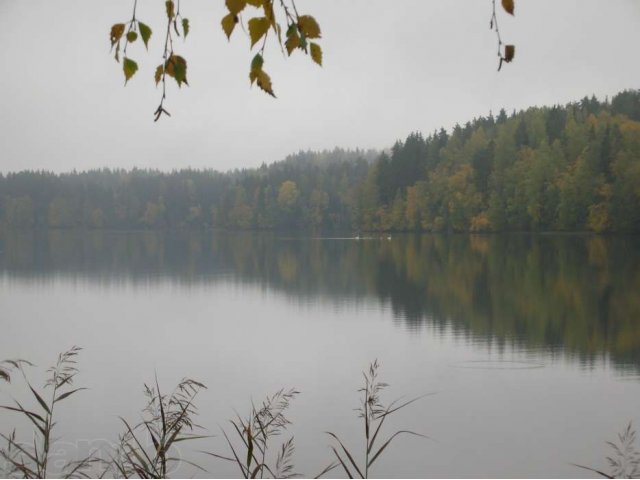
[1,230,640,478]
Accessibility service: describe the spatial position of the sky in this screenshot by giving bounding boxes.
[0,0,639,174]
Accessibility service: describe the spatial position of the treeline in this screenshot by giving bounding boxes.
[2,90,640,232]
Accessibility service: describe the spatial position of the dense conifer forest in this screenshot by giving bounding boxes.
[2,90,639,232]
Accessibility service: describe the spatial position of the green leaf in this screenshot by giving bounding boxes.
[285,24,300,55]
[501,0,515,15]
[165,0,175,19]
[248,54,274,97]
[110,23,125,47]
[248,16,270,48]
[123,57,138,83]
[221,13,238,40]
[138,21,152,49]
[166,55,188,87]
[182,18,190,38]
[126,31,138,43]
[310,42,322,66]
[250,53,264,73]
[298,15,321,39]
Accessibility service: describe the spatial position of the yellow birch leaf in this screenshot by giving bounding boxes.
[298,15,321,39]
[501,0,515,15]
[110,23,125,47]
[221,14,238,39]
[309,42,322,66]
[154,65,163,85]
[256,70,275,97]
[165,0,175,19]
[504,44,515,62]
[248,16,270,47]
[263,1,276,29]
[285,27,300,56]
[226,0,246,15]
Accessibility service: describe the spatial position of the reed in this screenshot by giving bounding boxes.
[573,422,640,479]
[111,376,208,478]
[204,388,301,479]
[0,347,102,478]
[1,350,429,479]
[326,360,431,479]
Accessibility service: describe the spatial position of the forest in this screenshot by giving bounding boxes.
[1,90,639,233]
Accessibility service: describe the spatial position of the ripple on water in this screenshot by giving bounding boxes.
[450,360,546,370]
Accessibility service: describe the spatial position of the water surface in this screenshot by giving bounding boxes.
[1,230,639,477]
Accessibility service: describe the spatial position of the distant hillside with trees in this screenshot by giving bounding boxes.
[2,90,640,233]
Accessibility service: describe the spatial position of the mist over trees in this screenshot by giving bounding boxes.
[2,90,640,233]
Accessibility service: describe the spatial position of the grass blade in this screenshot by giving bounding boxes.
[378,393,435,419]
[118,417,159,477]
[314,461,338,478]
[330,446,354,479]
[368,430,426,468]
[571,463,615,479]
[222,428,249,478]
[55,388,87,403]
[27,383,51,415]
[326,432,364,478]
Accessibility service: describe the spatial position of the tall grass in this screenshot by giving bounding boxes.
[4,348,640,478]
[204,388,302,478]
[0,347,102,478]
[111,377,208,478]
[326,360,430,479]
[573,422,640,479]
[1,350,430,478]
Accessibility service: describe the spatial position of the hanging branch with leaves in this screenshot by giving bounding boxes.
[491,0,516,71]
[109,1,516,120]
[109,0,322,119]
[110,0,153,84]
[153,0,191,121]
[221,0,323,98]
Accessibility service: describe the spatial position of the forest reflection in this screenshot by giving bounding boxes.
[1,229,639,370]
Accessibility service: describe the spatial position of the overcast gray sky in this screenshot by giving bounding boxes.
[0,0,639,173]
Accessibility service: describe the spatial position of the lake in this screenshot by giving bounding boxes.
[1,230,639,478]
